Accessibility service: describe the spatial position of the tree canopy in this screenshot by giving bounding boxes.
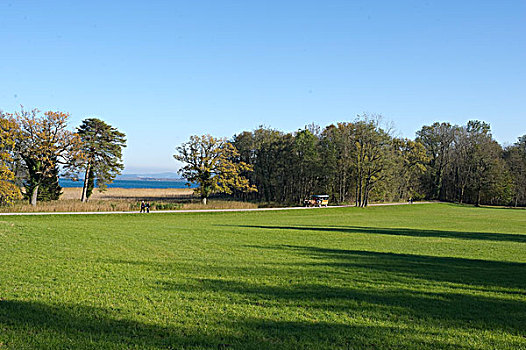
[174,134,256,204]
[13,108,83,205]
[0,113,22,205]
[1,106,524,208]
[76,118,126,201]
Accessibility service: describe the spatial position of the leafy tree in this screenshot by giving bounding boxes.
[391,138,428,200]
[415,120,513,206]
[449,126,471,203]
[231,131,258,201]
[445,121,510,206]
[353,115,393,207]
[174,135,256,205]
[76,118,126,202]
[24,157,63,201]
[416,122,455,200]
[504,135,526,206]
[251,127,289,203]
[0,113,22,205]
[464,121,498,206]
[252,128,282,202]
[14,108,82,205]
[293,128,321,203]
[320,123,356,203]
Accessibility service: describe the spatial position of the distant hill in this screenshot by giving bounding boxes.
[117,172,181,181]
[61,172,182,181]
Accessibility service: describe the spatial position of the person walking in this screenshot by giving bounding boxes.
[140,200,145,213]
[146,201,150,213]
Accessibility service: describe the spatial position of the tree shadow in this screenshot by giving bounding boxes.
[452,204,526,211]
[0,299,453,349]
[158,246,526,336]
[233,224,526,243]
[0,299,200,349]
[229,318,468,350]
[0,299,283,349]
[244,244,526,291]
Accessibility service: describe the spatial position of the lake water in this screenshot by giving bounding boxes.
[59,178,193,189]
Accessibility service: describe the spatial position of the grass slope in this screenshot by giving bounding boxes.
[0,203,525,349]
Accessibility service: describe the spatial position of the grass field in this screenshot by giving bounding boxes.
[0,203,525,349]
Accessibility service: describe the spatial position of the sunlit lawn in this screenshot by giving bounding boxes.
[1,203,525,349]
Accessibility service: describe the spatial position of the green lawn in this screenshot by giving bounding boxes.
[1,203,525,349]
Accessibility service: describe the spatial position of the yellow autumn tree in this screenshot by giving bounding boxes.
[0,112,22,205]
[14,108,84,206]
[174,134,257,205]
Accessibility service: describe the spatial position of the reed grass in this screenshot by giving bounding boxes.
[59,187,194,200]
[0,188,257,212]
[181,199,258,210]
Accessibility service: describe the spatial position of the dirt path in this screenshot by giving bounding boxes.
[0,202,433,216]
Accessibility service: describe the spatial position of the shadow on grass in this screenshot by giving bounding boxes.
[0,299,274,349]
[0,299,433,349]
[9,253,522,348]
[0,300,177,348]
[160,276,525,336]
[234,224,526,243]
[247,245,526,291]
[156,245,526,338]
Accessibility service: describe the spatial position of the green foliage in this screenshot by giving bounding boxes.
[229,117,521,206]
[0,204,524,349]
[504,135,526,206]
[415,122,456,200]
[23,161,62,201]
[174,134,256,204]
[351,115,393,207]
[416,120,514,206]
[76,118,126,201]
[232,116,399,206]
[390,138,428,201]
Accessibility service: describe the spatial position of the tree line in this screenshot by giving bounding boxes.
[2,107,524,208]
[174,114,526,207]
[0,108,126,206]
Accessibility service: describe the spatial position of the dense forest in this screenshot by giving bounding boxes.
[227,114,525,207]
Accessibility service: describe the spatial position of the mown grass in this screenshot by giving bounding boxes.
[0,203,525,349]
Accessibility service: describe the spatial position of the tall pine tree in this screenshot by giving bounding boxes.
[77,118,126,201]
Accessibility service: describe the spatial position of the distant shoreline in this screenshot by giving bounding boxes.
[58,178,195,189]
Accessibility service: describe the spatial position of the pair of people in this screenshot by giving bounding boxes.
[140,200,151,213]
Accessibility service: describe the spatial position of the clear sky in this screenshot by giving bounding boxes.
[1,1,525,173]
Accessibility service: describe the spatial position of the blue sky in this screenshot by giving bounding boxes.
[1,0,525,173]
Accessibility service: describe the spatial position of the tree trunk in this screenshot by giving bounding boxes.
[81,163,91,202]
[363,181,369,207]
[202,197,207,205]
[357,177,362,207]
[30,184,39,206]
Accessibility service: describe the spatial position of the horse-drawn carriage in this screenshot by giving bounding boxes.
[304,194,329,207]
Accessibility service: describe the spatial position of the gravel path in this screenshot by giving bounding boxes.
[0,202,433,216]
